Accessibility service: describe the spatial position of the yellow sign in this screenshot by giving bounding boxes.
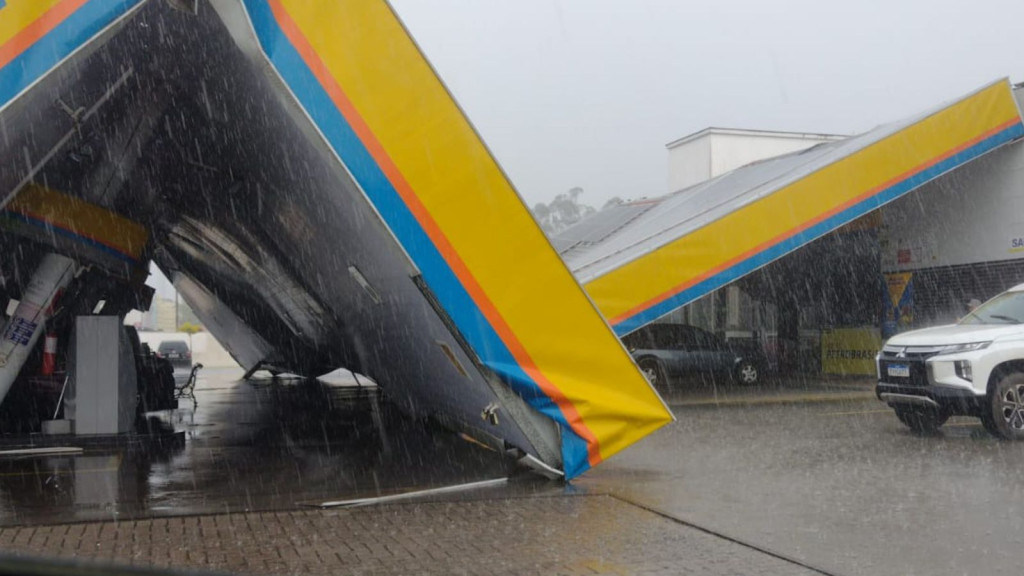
[821,328,882,376]
[1,183,148,266]
[886,272,912,308]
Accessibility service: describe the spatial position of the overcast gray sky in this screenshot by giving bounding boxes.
[389,0,1024,208]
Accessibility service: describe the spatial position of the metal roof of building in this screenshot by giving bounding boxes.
[665,126,845,149]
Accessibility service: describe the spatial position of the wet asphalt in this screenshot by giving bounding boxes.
[0,368,512,527]
[1,369,1021,576]
[579,391,1024,576]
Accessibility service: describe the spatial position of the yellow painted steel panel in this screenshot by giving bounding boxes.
[266,0,671,475]
[0,0,67,49]
[3,183,148,263]
[586,82,1024,329]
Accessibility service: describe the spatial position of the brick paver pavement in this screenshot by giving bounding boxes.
[0,494,817,576]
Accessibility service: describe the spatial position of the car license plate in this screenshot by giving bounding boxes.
[167,352,179,359]
[887,363,910,378]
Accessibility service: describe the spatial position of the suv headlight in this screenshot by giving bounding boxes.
[933,341,991,355]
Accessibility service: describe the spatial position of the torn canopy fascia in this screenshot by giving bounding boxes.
[237,0,671,478]
[0,0,672,479]
[578,80,1024,336]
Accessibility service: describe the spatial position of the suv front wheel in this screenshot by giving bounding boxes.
[982,372,1024,440]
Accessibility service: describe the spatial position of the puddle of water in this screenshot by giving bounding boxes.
[0,372,510,526]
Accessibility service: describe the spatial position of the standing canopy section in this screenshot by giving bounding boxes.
[0,0,671,479]
[560,80,1024,335]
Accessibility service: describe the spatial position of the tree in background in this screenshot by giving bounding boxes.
[178,321,202,353]
[532,187,597,235]
[603,197,624,209]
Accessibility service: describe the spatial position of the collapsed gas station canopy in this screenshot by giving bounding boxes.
[0,1,671,478]
[559,80,1024,335]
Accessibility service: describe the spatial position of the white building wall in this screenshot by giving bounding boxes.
[881,138,1024,271]
[666,129,842,193]
[151,297,177,331]
[666,137,711,193]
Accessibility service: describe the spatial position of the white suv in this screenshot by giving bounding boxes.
[876,283,1024,438]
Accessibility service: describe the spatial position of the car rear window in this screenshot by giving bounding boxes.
[158,341,189,352]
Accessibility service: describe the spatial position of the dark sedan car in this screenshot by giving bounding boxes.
[157,340,193,369]
[622,324,764,387]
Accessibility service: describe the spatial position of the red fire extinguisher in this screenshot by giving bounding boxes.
[41,333,58,376]
[39,288,63,378]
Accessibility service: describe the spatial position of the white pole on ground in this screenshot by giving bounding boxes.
[0,253,76,406]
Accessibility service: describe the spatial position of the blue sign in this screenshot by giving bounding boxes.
[4,317,37,346]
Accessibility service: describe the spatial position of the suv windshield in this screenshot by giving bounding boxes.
[960,291,1024,325]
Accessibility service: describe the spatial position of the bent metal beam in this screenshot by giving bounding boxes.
[0,0,671,479]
